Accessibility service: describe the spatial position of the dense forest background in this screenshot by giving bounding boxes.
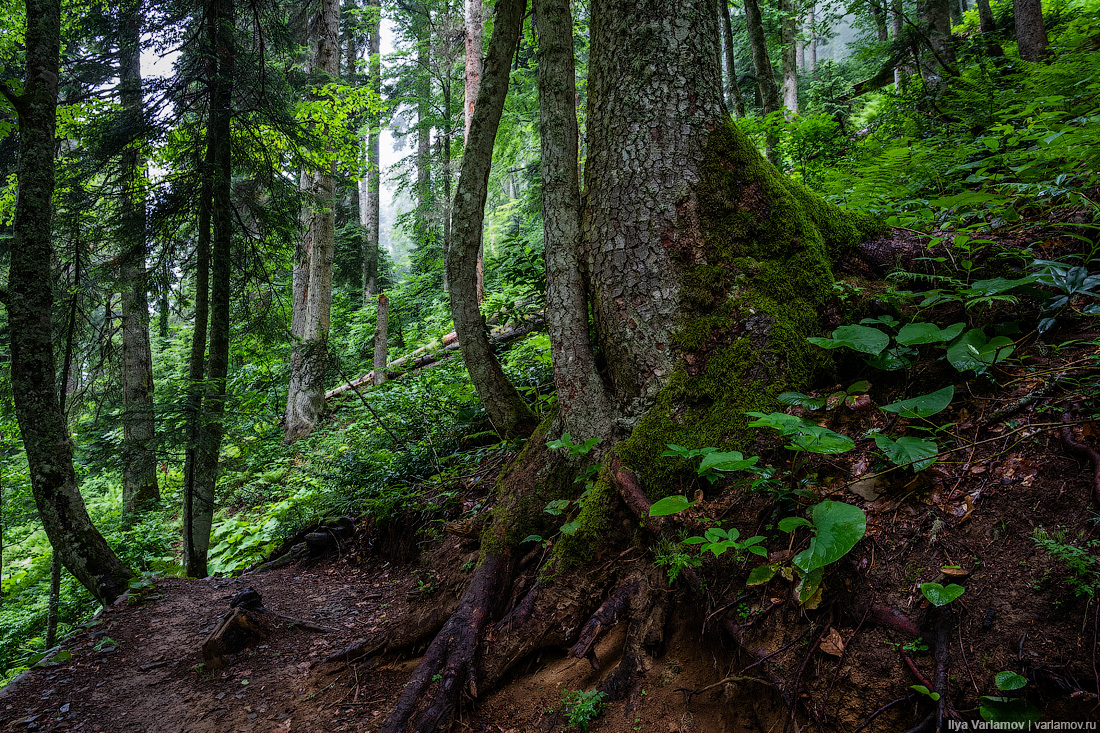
[1,0,1099,726]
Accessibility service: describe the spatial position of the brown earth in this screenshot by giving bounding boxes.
[3,337,1100,732]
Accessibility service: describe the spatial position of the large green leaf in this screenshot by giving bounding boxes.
[746,412,855,454]
[995,671,1028,692]
[698,451,758,473]
[895,322,966,346]
[792,501,867,574]
[648,495,694,517]
[807,325,890,355]
[873,434,939,471]
[979,696,1042,724]
[880,386,954,418]
[946,329,1015,372]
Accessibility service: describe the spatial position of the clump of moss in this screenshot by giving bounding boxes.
[617,118,881,497]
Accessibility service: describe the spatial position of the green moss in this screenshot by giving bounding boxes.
[616,118,879,497]
[547,468,618,574]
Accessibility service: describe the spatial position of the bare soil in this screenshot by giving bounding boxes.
[3,338,1100,732]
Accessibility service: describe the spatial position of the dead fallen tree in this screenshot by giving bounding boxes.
[325,314,544,401]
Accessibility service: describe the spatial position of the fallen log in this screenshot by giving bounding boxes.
[325,314,544,401]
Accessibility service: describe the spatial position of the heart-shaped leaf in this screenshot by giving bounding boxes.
[793,501,867,574]
[995,671,1027,691]
[880,386,954,418]
[807,325,890,355]
[873,434,939,471]
[896,322,966,346]
[920,582,965,606]
[648,495,694,517]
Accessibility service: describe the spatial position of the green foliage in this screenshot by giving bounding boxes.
[745,412,856,454]
[682,526,767,560]
[1032,529,1100,598]
[560,688,607,730]
[919,582,966,606]
[979,671,1042,723]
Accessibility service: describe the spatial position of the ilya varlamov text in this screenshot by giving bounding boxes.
[947,723,1096,731]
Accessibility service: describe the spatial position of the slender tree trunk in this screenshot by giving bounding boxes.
[742,0,780,161]
[780,0,798,114]
[464,0,483,142]
[949,0,962,25]
[182,138,212,576]
[373,292,389,386]
[44,554,60,646]
[535,0,613,444]
[892,0,908,87]
[975,0,995,32]
[446,0,537,438]
[185,0,234,577]
[1014,0,1047,61]
[119,0,159,515]
[6,0,133,604]
[807,5,817,70]
[285,0,340,442]
[362,0,382,301]
[416,14,433,258]
[870,0,890,41]
[719,0,746,118]
[919,0,956,81]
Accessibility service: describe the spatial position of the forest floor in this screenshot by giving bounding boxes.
[3,328,1100,732]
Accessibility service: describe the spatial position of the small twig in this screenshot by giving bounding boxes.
[742,625,813,672]
[336,364,403,446]
[904,655,933,690]
[271,612,337,633]
[980,372,1066,426]
[675,675,774,703]
[853,695,916,733]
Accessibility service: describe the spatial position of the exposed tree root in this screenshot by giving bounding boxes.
[322,593,460,667]
[1062,408,1100,505]
[594,568,669,701]
[568,575,641,667]
[380,551,512,733]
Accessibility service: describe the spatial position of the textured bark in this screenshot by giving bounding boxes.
[7,0,133,603]
[719,0,746,118]
[975,0,996,33]
[807,5,817,70]
[780,0,799,114]
[285,0,340,442]
[586,0,724,405]
[185,0,234,577]
[891,0,908,87]
[743,0,780,162]
[362,0,381,301]
[463,0,483,143]
[118,0,159,514]
[535,0,614,445]
[446,0,537,438]
[919,0,956,81]
[372,292,388,386]
[416,14,432,254]
[182,136,212,576]
[1014,0,1048,61]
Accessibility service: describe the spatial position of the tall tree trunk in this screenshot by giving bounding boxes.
[975,0,996,32]
[891,0,908,87]
[807,5,817,70]
[118,0,159,515]
[373,292,389,386]
[416,14,433,262]
[780,0,798,114]
[285,0,340,442]
[182,136,212,576]
[919,0,956,82]
[362,0,382,301]
[6,0,133,604]
[1014,0,1047,61]
[463,0,483,142]
[869,0,890,41]
[742,0,780,161]
[184,0,234,577]
[719,0,746,118]
[535,0,613,444]
[446,0,536,438]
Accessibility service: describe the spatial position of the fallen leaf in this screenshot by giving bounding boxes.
[819,627,845,656]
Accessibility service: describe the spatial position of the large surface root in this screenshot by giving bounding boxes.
[380,551,512,733]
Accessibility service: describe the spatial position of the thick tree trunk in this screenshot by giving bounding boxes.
[285,0,340,442]
[118,0,159,514]
[807,5,817,70]
[919,0,956,81]
[463,0,483,143]
[362,0,381,301]
[780,0,799,114]
[7,0,133,604]
[719,0,746,118]
[185,0,234,578]
[975,0,996,33]
[535,0,614,444]
[373,292,389,386]
[446,0,537,439]
[1014,0,1048,61]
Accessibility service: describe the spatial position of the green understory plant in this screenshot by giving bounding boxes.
[979,671,1041,723]
[561,688,607,730]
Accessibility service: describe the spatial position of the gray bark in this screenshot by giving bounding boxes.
[118,0,159,514]
[285,0,340,442]
[6,0,133,603]
[1014,0,1047,61]
[464,0,483,143]
[535,0,614,444]
[719,0,746,118]
[869,0,890,41]
[446,0,537,438]
[919,0,956,81]
[892,0,907,87]
[780,0,799,114]
[975,0,996,32]
[373,292,389,386]
[586,0,724,405]
[362,0,381,301]
[743,0,780,162]
[807,5,817,70]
